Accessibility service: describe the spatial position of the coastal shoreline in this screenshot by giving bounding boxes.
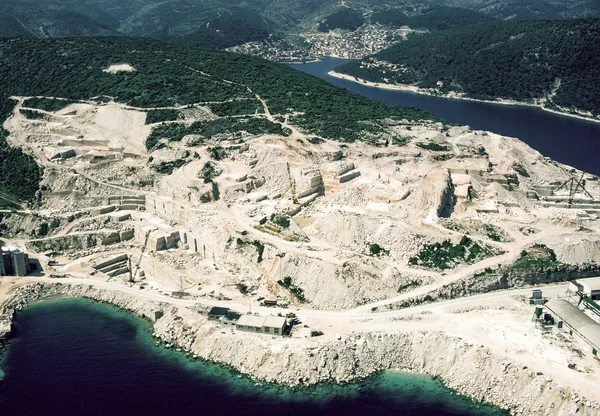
[328,71,600,125]
[1,281,599,415]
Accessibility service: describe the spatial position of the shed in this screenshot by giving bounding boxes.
[236,315,265,333]
[208,307,230,321]
[263,316,287,336]
[545,299,600,356]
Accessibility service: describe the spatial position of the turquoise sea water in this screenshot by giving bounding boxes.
[0,299,507,415]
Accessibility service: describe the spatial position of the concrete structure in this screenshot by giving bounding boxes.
[1,247,33,276]
[544,299,600,356]
[262,316,287,335]
[236,314,265,333]
[236,314,287,336]
[569,277,600,301]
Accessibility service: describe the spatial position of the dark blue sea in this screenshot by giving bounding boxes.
[292,58,600,176]
[0,299,506,415]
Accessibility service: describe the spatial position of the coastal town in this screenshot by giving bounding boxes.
[227,25,414,62]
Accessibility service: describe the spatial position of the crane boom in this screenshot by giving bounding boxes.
[286,162,298,205]
[131,230,151,282]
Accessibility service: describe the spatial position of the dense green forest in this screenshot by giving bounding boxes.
[0,37,438,139]
[0,0,597,46]
[0,13,33,37]
[371,6,494,30]
[209,100,263,117]
[177,8,276,50]
[0,37,439,200]
[0,0,275,48]
[0,127,42,202]
[338,19,600,115]
[317,8,364,32]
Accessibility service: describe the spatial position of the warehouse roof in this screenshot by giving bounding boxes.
[208,307,229,317]
[545,299,600,350]
[237,314,265,328]
[263,316,287,328]
[576,276,600,292]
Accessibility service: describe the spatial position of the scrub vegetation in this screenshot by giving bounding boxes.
[408,236,496,271]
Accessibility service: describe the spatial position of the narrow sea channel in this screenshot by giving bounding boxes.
[292,58,600,176]
[0,299,506,415]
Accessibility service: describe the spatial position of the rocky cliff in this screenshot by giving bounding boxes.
[1,282,598,415]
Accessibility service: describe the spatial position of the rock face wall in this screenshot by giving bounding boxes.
[1,282,599,416]
[437,171,456,218]
[389,264,600,310]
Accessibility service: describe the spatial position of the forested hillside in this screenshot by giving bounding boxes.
[0,37,440,201]
[0,0,276,48]
[371,6,495,30]
[0,0,597,44]
[317,8,364,32]
[338,19,600,116]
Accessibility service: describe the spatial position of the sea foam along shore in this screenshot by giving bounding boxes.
[1,282,599,415]
[328,71,600,125]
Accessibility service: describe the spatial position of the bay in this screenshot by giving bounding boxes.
[0,299,505,415]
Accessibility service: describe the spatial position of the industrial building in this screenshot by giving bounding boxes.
[221,311,241,327]
[207,307,230,321]
[236,314,287,336]
[0,247,33,276]
[544,299,600,356]
[569,277,600,301]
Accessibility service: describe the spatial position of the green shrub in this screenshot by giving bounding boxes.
[151,160,187,175]
[368,243,390,257]
[270,213,290,228]
[416,142,449,151]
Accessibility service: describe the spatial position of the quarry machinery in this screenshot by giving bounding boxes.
[555,172,593,205]
[576,291,600,317]
[287,162,298,205]
[274,162,298,211]
[130,230,151,283]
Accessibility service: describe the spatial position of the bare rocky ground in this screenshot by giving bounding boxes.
[1,94,600,415]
